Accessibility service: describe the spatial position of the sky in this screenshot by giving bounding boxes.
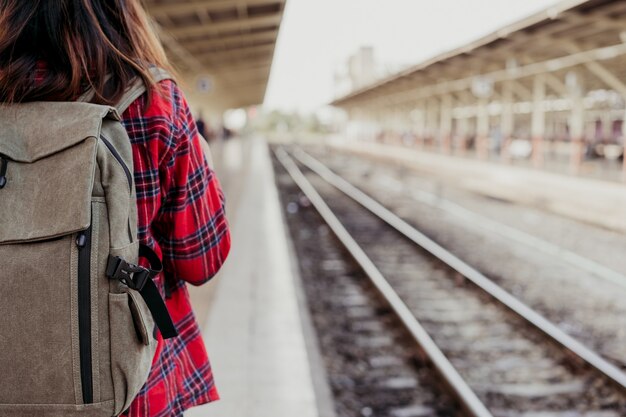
[263,0,561,112]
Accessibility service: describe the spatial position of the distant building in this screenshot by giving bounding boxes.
[334,46,381,98]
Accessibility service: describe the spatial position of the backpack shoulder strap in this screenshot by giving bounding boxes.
[114,67,173,114]
[76,67,173,113]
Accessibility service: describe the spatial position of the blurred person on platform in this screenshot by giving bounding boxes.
[196,113,208,138]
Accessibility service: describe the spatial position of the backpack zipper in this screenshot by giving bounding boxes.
[100,135,132,191]
[99,135,135,242]
[76,227,93,404]
[0,154,8,189]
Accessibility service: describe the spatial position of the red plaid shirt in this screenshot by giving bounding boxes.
[119,79,231,416]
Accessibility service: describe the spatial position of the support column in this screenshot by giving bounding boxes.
[602,111,613,142]
[531,74,546,168]
[440,95,453,154]
[346,106,356,141]
[476,98,489,160]
[382,109,394,144]
[413,104,426,149]
[374,108,384,143]
[367,104,380,142]
[622,108,626,181]
[426,98,439,150]
[390,108,402,146]
[358,107,369,142]
[568,80,585,174]
[457,116,469,155]
[552,116,565,161]
[397,106,413,146]
[545,115,556,162]
[501,82,514,162]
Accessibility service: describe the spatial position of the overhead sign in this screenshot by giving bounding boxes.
[471,76,494,99]
[196,76,214,94]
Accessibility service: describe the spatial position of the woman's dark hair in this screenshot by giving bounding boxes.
[0,0,173,105]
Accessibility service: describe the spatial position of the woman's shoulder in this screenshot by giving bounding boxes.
[121,77,197,160]
[121,77,192,135]
[133,78,185,121]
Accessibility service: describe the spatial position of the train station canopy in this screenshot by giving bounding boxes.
[146,0,286,112]
[332,0,626,110]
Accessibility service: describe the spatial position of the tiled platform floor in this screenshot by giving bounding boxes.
[185,137,322,417]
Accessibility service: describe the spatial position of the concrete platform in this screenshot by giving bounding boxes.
[185,137,331,417]
[326,139,626,234]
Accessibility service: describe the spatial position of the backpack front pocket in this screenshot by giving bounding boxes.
[0,235,78,405]
[108,289,156,415]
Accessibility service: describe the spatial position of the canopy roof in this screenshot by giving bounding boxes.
[332,0,626,108]
[146,0,286,109]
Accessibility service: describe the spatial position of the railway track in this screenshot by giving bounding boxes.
[273,146,626,417]
[297,146,626,369]
[274,150,469,417]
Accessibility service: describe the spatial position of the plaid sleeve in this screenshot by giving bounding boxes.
[154,83,231,286]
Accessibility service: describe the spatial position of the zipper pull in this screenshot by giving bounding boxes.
[0,155,8,189]
[76,233,87,249]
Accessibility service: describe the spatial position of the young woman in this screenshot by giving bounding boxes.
[0,1,231,416]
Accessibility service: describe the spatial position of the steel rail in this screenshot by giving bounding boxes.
[275,147,494,417]
[350,167,626,290]
[291,147,626,391]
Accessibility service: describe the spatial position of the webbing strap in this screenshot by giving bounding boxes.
[106,244,178,340]
[137,244,178,339]
[77,67,172,113]
[140,276,178,340]
[115,67,172,114]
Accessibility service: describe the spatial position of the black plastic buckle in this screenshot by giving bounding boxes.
[106,256,151,291]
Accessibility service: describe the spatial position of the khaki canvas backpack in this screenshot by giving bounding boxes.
[0,68,178,416]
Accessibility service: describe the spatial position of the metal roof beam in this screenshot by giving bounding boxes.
[209,62,272,76]
[519,54,568,96]
[155,24,207,73]
[200,52,274,69]
[184,28,277,52]
[560,41,626,96]
[204,56,274,72]
[167,14,282,37]
[148,0,284,17]
[193,42,275,59]
[544,73,568,96]
[509,81,532,101]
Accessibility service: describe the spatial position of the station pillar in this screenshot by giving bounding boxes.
[457,116,469,155]
[413,104,427,149]
[602,111,613,142]
[476,98,489,160]
[500,81,514,162]
[380,109,393,144]
[440,95,453,154]
[531,75,546,168]
[365,107,377,142]
[622,108,626,181]
[426,98,439,151]
[374,109,385,144]
[569,84,585,175]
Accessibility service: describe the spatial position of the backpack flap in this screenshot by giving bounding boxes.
[0,102,117,243]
